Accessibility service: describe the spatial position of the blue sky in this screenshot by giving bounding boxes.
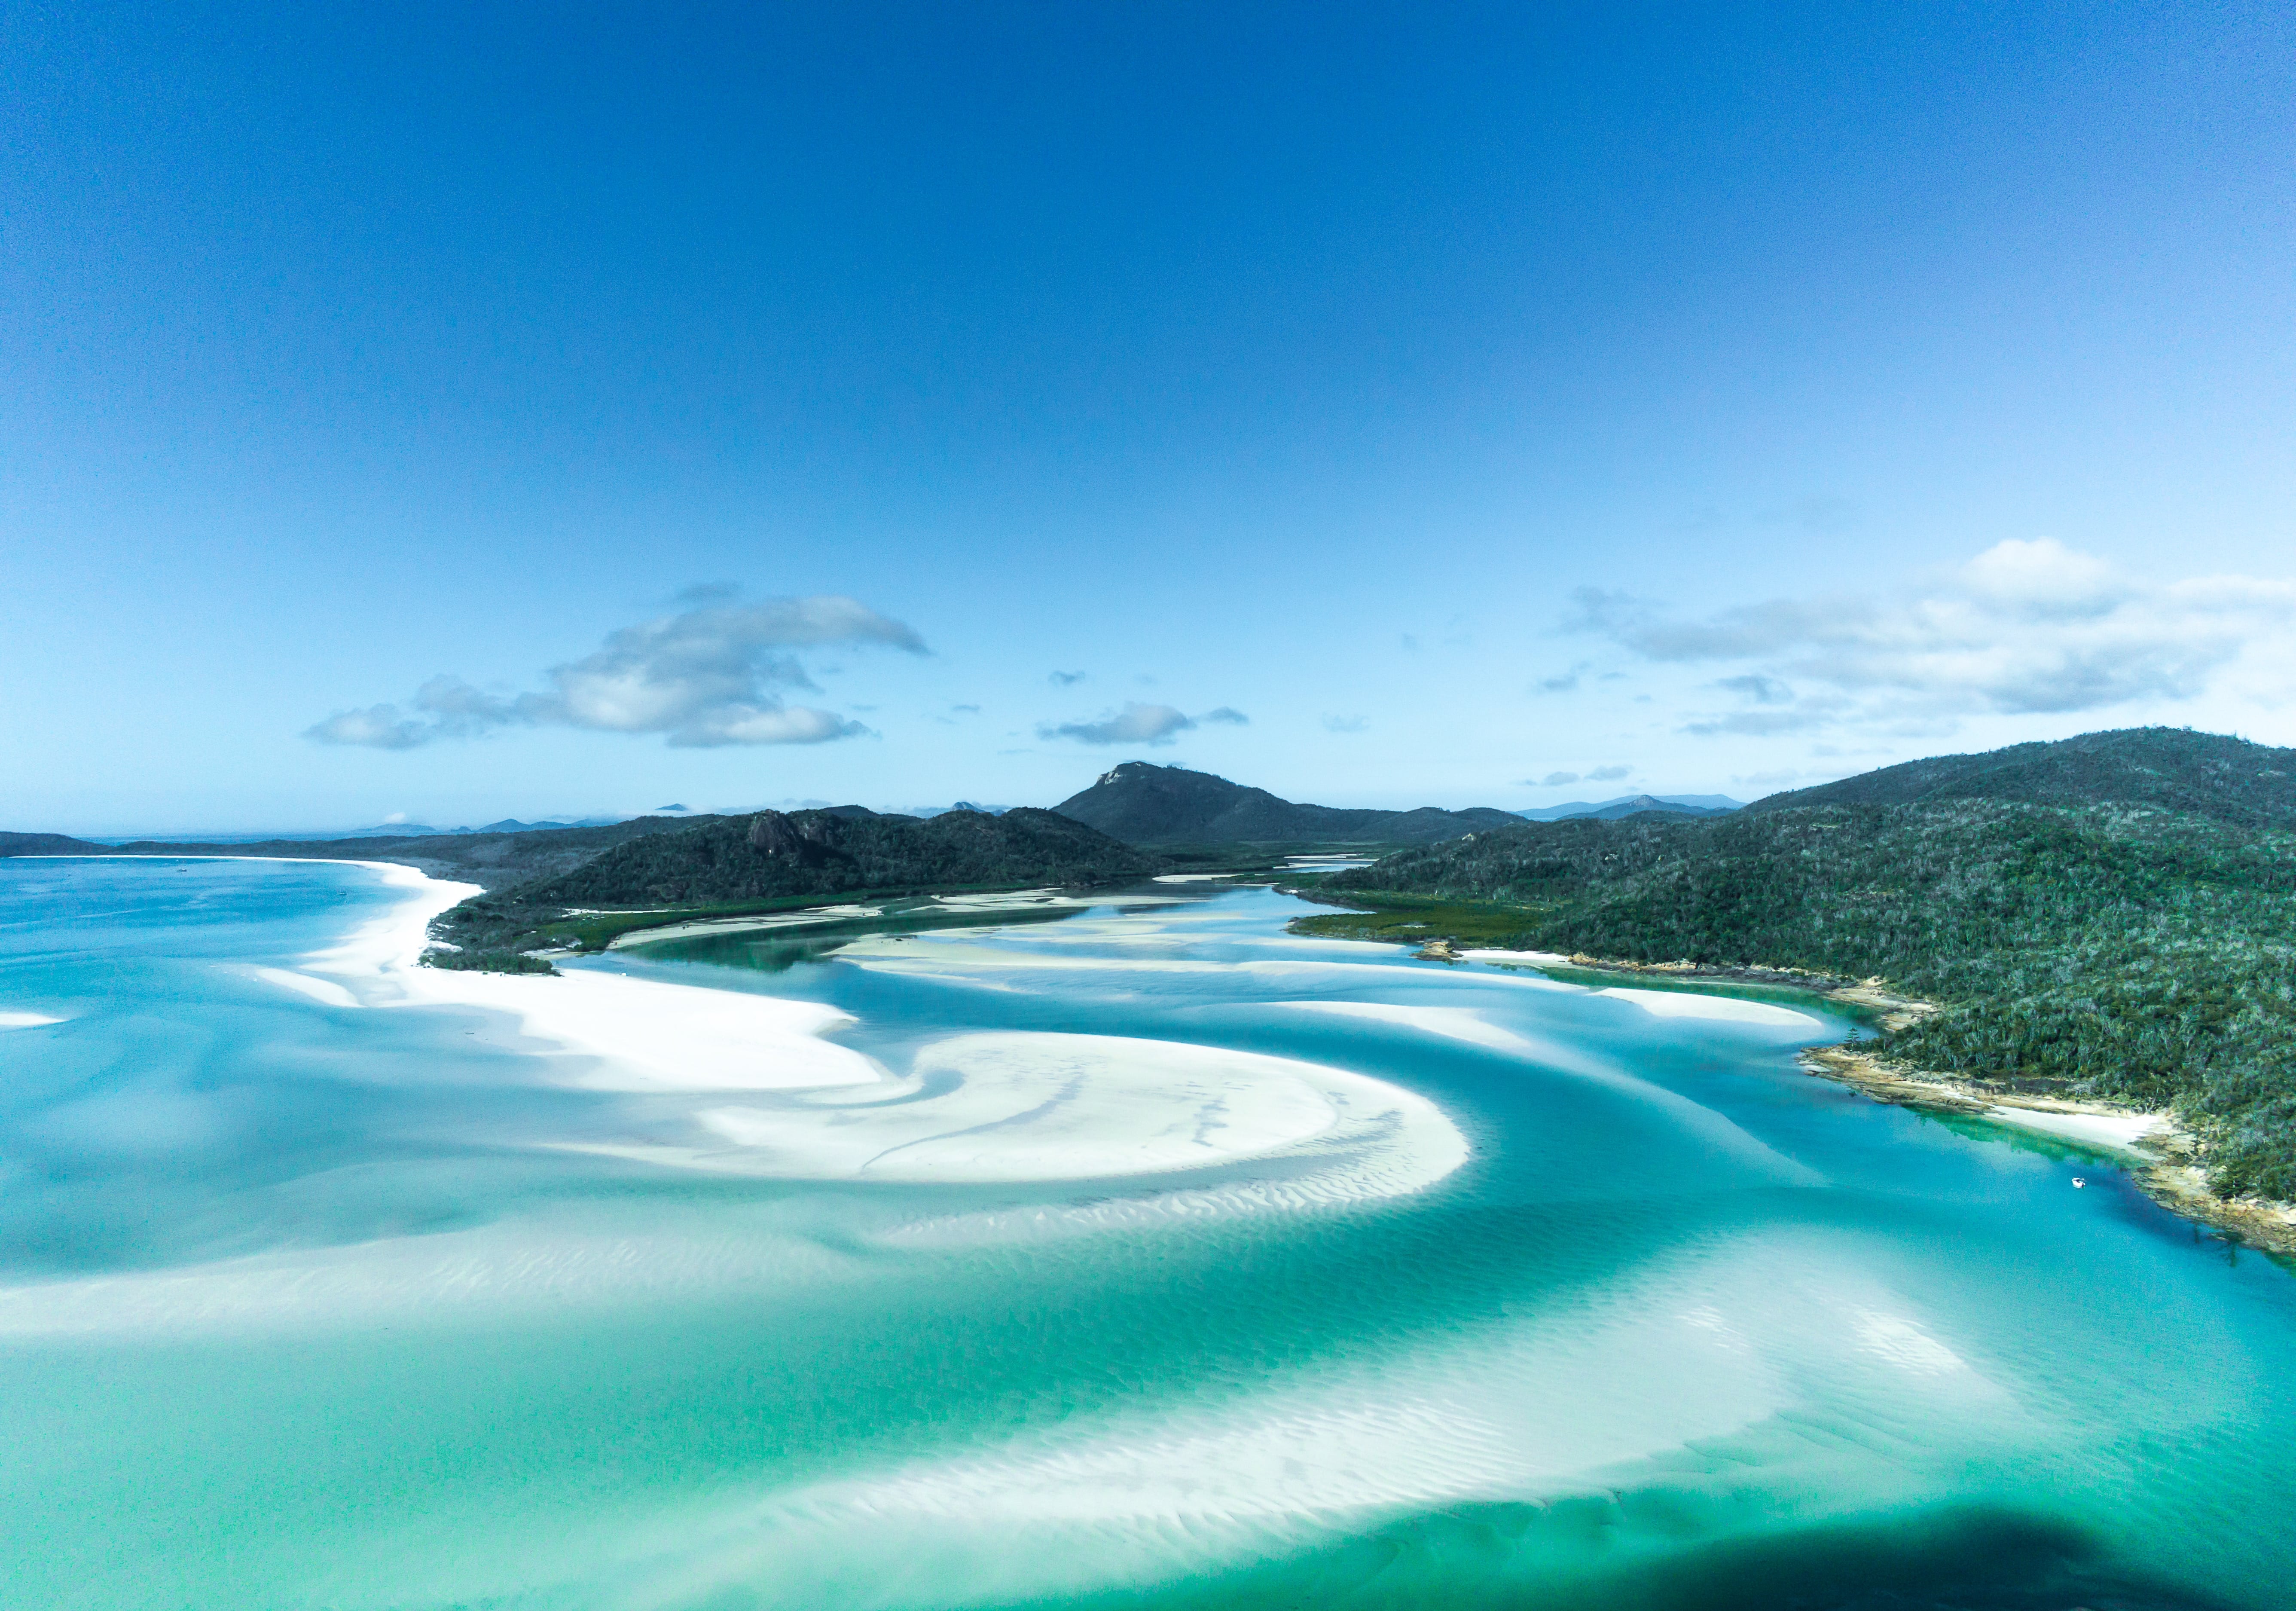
[5,1,2292,832]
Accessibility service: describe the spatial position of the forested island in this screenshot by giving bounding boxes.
[434,806,1159,962]
[1304,729,2296,1212]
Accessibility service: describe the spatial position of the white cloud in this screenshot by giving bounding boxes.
[1573,539,2296,737]
[1715,673,1793,705]
[307,596,925,750]
[303,705,431,750]
[1323,715,1369,734]
[1038,703,1248,746]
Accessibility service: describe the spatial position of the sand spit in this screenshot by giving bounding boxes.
[1270,1000,1540,1054]
[1594,987,1821,1030]
[605,904,885,949]
[254,862,1471,1198]
[1431,943,1933,1027]
[1802,1045,2296,1257]
[255,862,888,1091]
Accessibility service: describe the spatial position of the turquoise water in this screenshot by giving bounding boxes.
[2,857,2292,1610]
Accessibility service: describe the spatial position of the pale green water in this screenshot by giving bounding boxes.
[1,857,2291,1610]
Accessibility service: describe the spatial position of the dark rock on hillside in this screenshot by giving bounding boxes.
[1052,762,1522,846]
[1749,727,2296,829]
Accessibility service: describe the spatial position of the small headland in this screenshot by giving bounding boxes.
[1293,883,2296,1260]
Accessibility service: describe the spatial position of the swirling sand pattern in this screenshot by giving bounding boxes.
[0,857,2291,1611]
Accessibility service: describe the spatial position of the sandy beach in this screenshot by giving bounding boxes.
[254,862,1472,1199]
[1803,1043,2296,1256]
[1436,935,2296,1256]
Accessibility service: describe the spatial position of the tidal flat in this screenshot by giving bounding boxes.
[2,856,2292,1610]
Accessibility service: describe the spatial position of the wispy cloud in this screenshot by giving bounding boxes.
[1528,762,1630,789]
[1048,670,1087,687]
[1323,714,1368,733]
[1038,702,1249,746]
[1569,539,2296,737]
[307,595,927,749]
[1715,673,1793,704]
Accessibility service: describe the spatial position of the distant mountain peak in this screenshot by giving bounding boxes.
[1517,793,1742,823]
[1054,761,1523,846]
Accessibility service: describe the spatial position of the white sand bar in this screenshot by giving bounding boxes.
[405,969,882,1091]
[245,863,885,1092]
[0,1011,64,1029]
[608,905,882,949]
[236,864,1469,1191]
[581,1030,1470,1191]
[1980,1106,2168,1151]
[245,966,359,1009]
[1270,1001,1539,1055]
[1598,987,1822,1029]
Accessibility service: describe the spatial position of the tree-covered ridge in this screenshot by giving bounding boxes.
[1053,761,1524,845]
[1328,802,2296,1200]
[525,806,1153,906]
[1747,726,2296,829]
[432,807,1160,957]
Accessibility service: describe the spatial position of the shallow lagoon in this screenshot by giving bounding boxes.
[2,858,2292,1610]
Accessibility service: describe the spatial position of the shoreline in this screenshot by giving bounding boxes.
[327,863,1470,1198]
[150,857,1469,1198]
[296,860,890,1092]
[10,853,893,1091]
[1438,933,2296,1259]
[27,856,2287,1247]
[1801,1044,2296,1258]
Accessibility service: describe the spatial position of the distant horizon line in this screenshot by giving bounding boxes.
[27,787,1759,844]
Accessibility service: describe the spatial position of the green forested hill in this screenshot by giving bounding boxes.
[1053,761,1524,844]
[1325,801,2296,1199]
[528,806,1151,905]
[1748,727,2296,828]
[435,807,1157,957]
